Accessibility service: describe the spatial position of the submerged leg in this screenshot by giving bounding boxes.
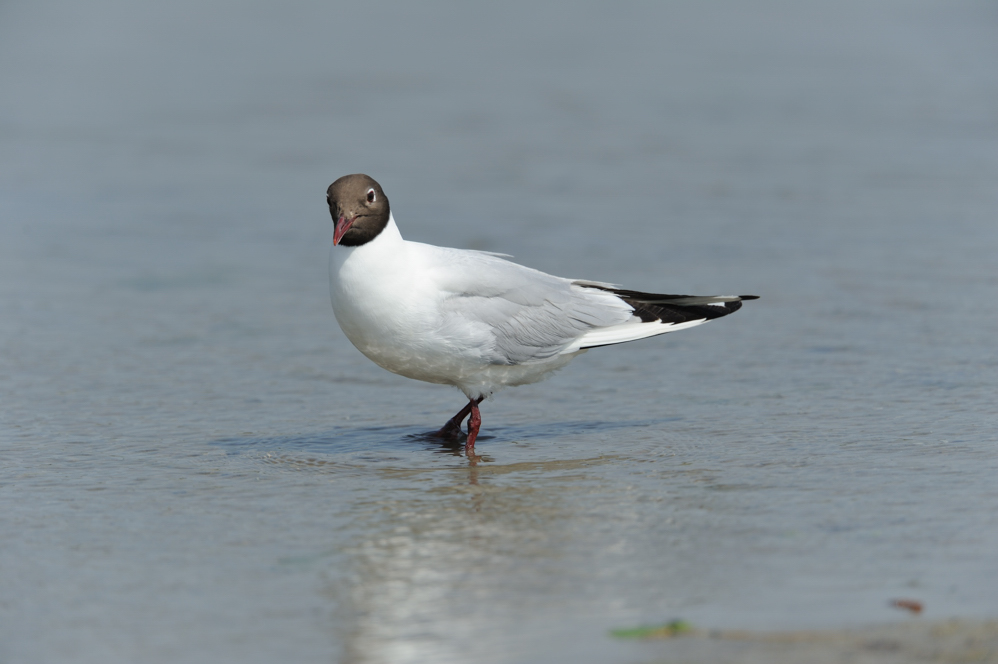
[465,398,483,453]
[434,396,484,441]
[435,402,473,440]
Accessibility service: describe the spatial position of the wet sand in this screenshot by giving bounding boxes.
[632,619,998,664]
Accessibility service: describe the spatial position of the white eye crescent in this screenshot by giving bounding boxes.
[366,188,376,203]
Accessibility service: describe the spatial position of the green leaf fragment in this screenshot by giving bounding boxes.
[610,620,695,639]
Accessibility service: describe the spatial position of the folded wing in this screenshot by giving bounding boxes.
[422,245,756,365]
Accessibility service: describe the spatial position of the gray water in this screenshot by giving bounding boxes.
[2,1,997,662]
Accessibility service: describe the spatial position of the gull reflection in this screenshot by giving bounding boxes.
[331,453,619,664]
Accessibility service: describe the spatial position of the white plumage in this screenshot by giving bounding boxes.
[332,213,742,396]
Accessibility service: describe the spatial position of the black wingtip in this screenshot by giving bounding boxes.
[739,295,760,300]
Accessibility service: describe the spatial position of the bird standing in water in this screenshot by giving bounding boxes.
[326,174,756,454]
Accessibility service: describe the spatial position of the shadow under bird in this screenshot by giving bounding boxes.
[326,174,757,453]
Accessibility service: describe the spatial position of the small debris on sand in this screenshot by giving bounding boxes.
[891,598,924,614]
[610,619,694,639]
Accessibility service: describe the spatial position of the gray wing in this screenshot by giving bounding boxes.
[424,246,634,364]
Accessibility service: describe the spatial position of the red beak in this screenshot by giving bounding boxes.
[333,215,354,246]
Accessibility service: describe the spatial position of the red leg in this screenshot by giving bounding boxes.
[465,398,483,453]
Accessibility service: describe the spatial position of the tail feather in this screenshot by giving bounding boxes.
[585,286,758,325]
[569,285,757,351]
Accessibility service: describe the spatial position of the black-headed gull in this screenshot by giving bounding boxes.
[327,174,757,452]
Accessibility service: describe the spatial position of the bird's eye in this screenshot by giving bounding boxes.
[366,188,376,203]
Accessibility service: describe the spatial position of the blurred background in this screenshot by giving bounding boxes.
[1,1,997,663]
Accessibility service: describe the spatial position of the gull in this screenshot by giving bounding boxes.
[326,174,757,453]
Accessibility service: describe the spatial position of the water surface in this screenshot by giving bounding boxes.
[1,1,997,662]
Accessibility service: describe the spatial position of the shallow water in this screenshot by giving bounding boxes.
[2,1,997,662]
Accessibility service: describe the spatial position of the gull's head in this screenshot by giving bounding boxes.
[327,174,390,246]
